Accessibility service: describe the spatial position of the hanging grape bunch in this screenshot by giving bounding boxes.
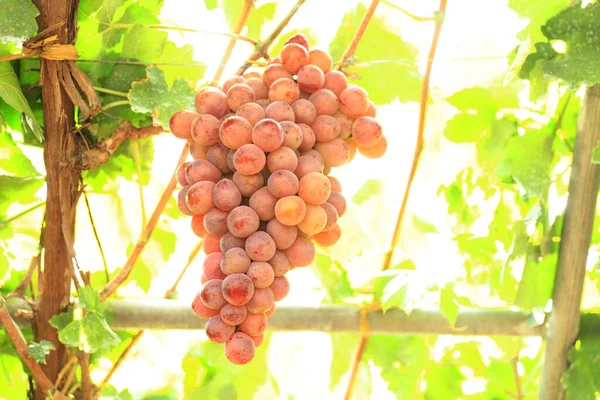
[170,34,387,365]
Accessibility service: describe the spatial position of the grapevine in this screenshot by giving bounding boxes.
[169,34,387,364]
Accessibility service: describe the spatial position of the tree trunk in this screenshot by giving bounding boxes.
[32,0,81,398]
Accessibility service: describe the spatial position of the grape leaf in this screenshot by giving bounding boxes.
[99,385,134,400]
[329,3,422,104]
[0,176,43,216]
[439,282,460,328]
[0,0,39,44]
[222,0,277,43]
[563,338,600,400]
[352,179,384,205]
[515,253,557,311]
[129,67,195,127]
[156,42,206,87]
[592,141,600,164]
[508,0,570,42]
[379,268,432,313]
[312,252,353,303]
[204,0,217,10]
[423,364,465,399]
[27,340,55,364]
[329,333,357,390]
[0,132,38,176]
[0,354,28,400]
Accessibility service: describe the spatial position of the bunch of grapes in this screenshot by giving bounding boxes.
[169,34,387,365]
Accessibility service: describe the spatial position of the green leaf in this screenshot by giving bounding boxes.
[592,140,600,163]
[423,364,465,399]
[49,308,74,331]
[0,132,38,176]
[0,0,39,44]
[99,385,134,400]
[515,253,558,311]
[223,1,276,43]
[129,67,195,128]
[27,340,55,364]
[204,0,217,10]
[312,252,353,303]
[444,113,489,143]
[153,222,177,260]
[411,214,438,234]
[352,179,385,205]
[0,175,44,217]
[440,282,460,328]
[156,42,206,87]
[380,269,429,313]
[329,3,422,104]
[508,0,571,42]
[78,286,105,313]
[0,63,43,141]
[563,338,600,399]
[329,333,357,390]
[58,312,121,353]
[0,354,28,399]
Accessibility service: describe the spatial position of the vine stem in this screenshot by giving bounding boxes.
[0,294,69,399]
[82,190,110,283]
[99,143,190,301]
[0,202,45,229]
[342,1,448,399]
[92,87,128,98]
[235,0,307,76]
[381,0,436,21]
[100,100,130,113]
[211,0,255,86]
[335,0,381,71]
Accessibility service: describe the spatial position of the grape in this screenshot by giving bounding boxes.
[205,315,235,343]
[207,142,231,174]
[269,250,291,276]
[221,247,251,275]
[201,274,208,284]
[358,135,387,159]
[203,208,229,236]
[213,178,242,212]
[308,89,339,116]
[219,116,253,149]
[323,70,348,97]
[233,144,266,175]
[267,170,299,198]
[233,172,264,197]
[246,287,275,314]
[274,196,307,226]
[220,303,247,326]
[252,119,284,152]
[251,333,265,347]
[236,102,266,126]
[227,83,255,112]
[327,192,347,217]
[227,205,259,238]
[245,231,277,261]
[352,116,383,147]
[267,147,298,173]
[334,111,353,139]
[311,115,341,143]
[297,64,325,93]
[339,86,369,118]
[190,142,209,160]
[244,77,269,100]
[191,114,221,146]
[366,100,377,117]
[314,138,350,167]
[186,181,216,214]
[308,49,333,74]
[238,312,267,336]
[295,155,323,180]
[270,276,291,301]
[297,123,316,151]
[291,99,317,125]
[227,150,236,172]
[263,63,293,87]
[298,204,327,235]
[346,137,358,163]
[280,43,309,74]
[203,252,227,280]
[200,279,227,309]
[203,233,222,255]
[299,149,325,167]
[298,172,331,205]
[246,261,275,290]
[321,201,339,231]
[284,237,315,267]
[327,176,342,192]
[225,332,256,365]
[280,121,304,150]
[177,187,195,216]
[191,214,207,237]
[249,187,278,221]
[265,101,295,122]
[256,99,271,110]
[220,232,247,253]
[185,160,221,185]
[285,33,309,50]
[313,223,341,247]
[222,273,255,306]
[192,291,220,318]
[269,78,301,105]
[266,219,298,250]
[221,76,244,93]
[170,110,198,139]
[195,87,228,119]
[243,71,262,79]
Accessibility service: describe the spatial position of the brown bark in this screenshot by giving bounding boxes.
[32,0,81,398]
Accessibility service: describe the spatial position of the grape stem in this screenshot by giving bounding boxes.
[342,1,448,399]
[99,99,130,113]
[92,86,128,98]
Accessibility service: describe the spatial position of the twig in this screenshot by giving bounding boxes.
[77,351,93,400]
[9,254,40,299]
[511,356,524,400]
[211,0,254,86]
[99,143,190,301]
[164,240,203,299]
[131,140,147,227]
[55,354,77,389]
[335,0,381,71]
[83,190,109,283]
[552,92,573,152]
[80,121,163,170]
[235,0,307,76]
[0,202,45,229]
[381,0,436,21]
[0,294,68,399]
[100,100,130,113]
[342,1,448,399]
[93,87,128,98]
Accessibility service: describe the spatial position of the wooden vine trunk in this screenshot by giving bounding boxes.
[32,0,81,398]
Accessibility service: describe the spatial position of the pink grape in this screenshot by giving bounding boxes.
[335,111,353,139]
[233,172,264,197]
[252,119,284,152]
[297,123,316,151]
[312,115,341,142]
[314,139,350,167]
[327,192,347,217]
[339,86,369,118]
[299,149,325,167]
[185,160,221,185]
[321,201,339,231]
[220,232,247,253]
[295,155,323,180]
[221,76,244,93]
[267,170,299,198]
[328,176,342,192]
[238,312,267,336]
[269,78,300,104]
[205,315,235,343]
[247,262,275,289]
[170,110,198,139]
[203,208,229,236]
[256,99,270,110]
[297,64,325,93]
[207,142,231,174]
[358,135,387,159]
[269,250,291,276]
[313,223,341,247]
[265,101,295,122]
[280,121,303,150]
[177,187,194,216]
[225,332,256,365]
[200,279,226,309]
[220,303,247,326]
[246,287,275,314]
[270,276,291,301]
[203,252,227,280]
[249,187,278,221]
[298,172,331,205]
[233,144,266,175]
[346,137,357,163]
[352,116,383,147]
[203,233,223,255]
[219,116,253,149]
[213,178,242,212]
[280,43,309,74]
[186,181,216,214]
[244,77,268,100]
[284,237,316,267]
[292,99,317,125]
[236,102,266,126]
[251,333,264,347]
[274,196,306,226]
[227,83,255,112]
[221,247,251,275]
[267,147,298,172]
[298,204,327,235]
[309,89,339,116]
[191,214,207,237]
[308,49,332,74]
[195,87,228,118]
[222,273,255,306]
[190,142,209,160]
[265,304,276,318]
[192,291,220,318]
[266,219,298,250]
[323,70,348,97]
[366,100,377,117]
[285,33,309,50]
[263,63,293,87]
[191,114,220,146]
[227,206,259,238]
[245,231,277,262]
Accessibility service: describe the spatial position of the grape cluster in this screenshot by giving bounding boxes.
[169,34,387,365]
